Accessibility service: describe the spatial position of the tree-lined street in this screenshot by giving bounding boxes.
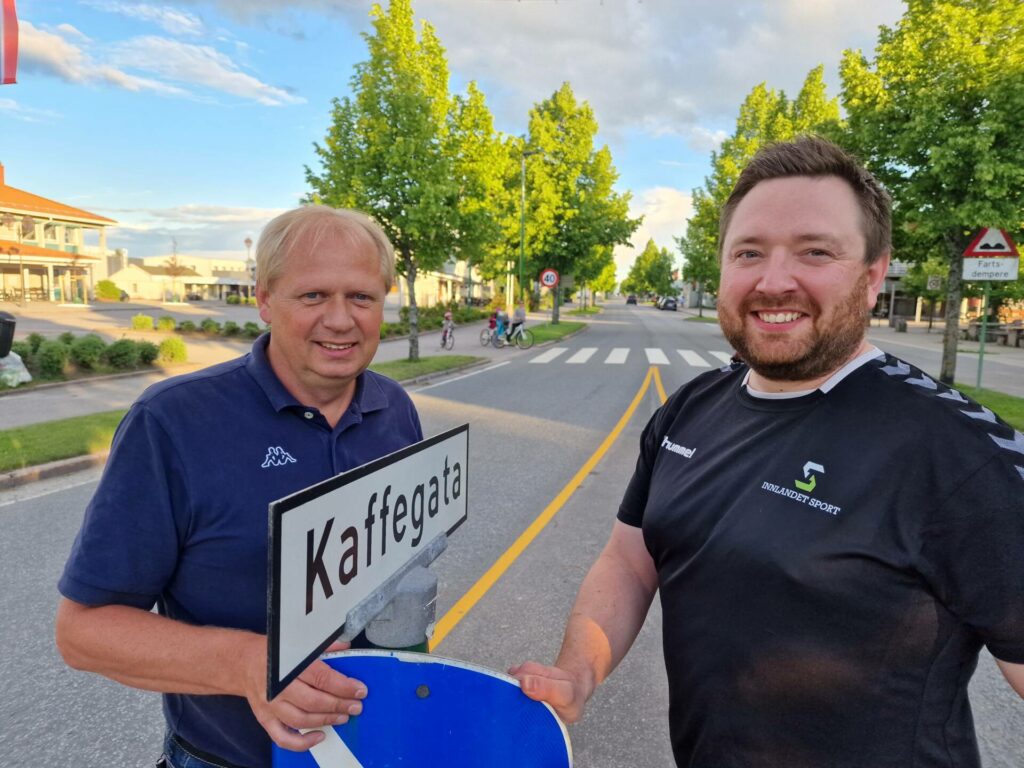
[3,304,1022,766]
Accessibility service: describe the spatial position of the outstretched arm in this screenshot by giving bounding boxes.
[55,598,364,751]
[996,659,1024,699]
[510,520,658,722]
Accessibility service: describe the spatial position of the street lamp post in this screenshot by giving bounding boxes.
[244,236,254,300]
[519,149,539,307]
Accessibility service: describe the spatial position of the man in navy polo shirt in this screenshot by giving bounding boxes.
[512,137,1024,766]
[56,205,423,768]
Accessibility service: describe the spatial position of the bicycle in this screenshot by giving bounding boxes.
[440,325,455,350]
[479,327,495,347]
[493,323,536,350]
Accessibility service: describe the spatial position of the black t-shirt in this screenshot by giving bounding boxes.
[619,353,1024,768]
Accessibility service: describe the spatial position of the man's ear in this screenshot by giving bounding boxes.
[866,250,890,309]
[256,284,272,325]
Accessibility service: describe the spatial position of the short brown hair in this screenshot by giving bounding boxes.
[718,136,892,264]
[256,205,395,292]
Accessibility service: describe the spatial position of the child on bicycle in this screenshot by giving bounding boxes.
[440,310,455,348]
[495,307,508,339]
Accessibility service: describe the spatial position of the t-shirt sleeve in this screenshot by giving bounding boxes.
[617,408,665,528]
[918,448,1024,663]
[58,403,189,609]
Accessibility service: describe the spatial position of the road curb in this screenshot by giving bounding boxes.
[1,451,110,491]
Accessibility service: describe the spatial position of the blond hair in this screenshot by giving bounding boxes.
[256,205,395,291]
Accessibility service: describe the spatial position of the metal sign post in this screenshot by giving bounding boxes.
[962,228,1019,391]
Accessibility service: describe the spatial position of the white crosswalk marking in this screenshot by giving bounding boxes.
[645,348,670,365]
[566,347,598,364]
[678,350,711,368]
[604,348,630,364]
[530,347,569,364]
[709,351,734,365]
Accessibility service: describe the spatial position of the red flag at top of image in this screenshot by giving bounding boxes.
[0,0,18,85]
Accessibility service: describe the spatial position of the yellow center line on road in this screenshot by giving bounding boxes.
[430,366,666,651]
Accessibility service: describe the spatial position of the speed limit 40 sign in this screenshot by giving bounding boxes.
[539,268,559,288]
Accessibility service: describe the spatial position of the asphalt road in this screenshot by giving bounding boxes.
[1,303,1021,767]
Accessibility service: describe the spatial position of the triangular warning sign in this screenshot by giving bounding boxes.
[964,228,1018,257]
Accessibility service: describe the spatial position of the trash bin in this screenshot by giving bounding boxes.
[0,311,15,358]
[895,318,908,333]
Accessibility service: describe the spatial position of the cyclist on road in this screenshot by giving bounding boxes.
[440,310,455,348]
[495,307,509,339]
[507,302,526,342]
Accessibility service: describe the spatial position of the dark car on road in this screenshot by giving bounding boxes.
[660,297,678,311]
[626,294,637,305]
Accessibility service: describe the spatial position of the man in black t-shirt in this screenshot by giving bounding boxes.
[511,137,1024,767]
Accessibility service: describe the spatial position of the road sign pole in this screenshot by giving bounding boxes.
[976,281,990,391]
[364,565,437,653]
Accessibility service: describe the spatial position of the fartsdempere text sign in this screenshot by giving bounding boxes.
[267,425,469,698]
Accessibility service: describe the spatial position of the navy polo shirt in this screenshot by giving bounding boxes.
[59,334,423,767]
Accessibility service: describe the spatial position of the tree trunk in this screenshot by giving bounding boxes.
[697,283,704,318]
[405,253,420,362]
[939,232,966,385]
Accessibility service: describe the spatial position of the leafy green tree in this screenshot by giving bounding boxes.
[591,258,619,302]
[523,83,640,322]
[678,66,842,313]
[624,239,675,298]
[840,0,1024,383]
[306,0,460,361]
[448,82,516,306]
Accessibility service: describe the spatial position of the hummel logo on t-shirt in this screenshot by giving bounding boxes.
[661,436,696,458]
[262,446,297,468]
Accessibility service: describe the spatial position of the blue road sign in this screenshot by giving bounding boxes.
[273,650,572,768]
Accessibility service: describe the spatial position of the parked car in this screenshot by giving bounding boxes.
[626,294,637,305]
[661,297,678,311]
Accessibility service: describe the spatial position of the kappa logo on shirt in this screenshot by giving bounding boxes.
[262,446,297,468]
[661,436,696,458]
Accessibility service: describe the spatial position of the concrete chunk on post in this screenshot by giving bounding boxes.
[365,566,438,653]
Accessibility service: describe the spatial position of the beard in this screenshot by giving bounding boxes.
[719,273,870,383]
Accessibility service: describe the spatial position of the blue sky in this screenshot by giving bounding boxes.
[3,0,905,278]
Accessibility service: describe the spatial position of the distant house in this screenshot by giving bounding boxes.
[0,163,117,303]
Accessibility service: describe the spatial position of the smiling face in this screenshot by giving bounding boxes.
[256,226,386,413]
[718,175,889,391]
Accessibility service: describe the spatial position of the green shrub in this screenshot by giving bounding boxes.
[131,313,154,331]
[58,331,76,346]
[9,340,31,362]
[26,332,45,354]
[159,336,187,363]
[225,294,241,305]
[178,320,197,333]
[36,340,70,378]
[156,315,176,332]
[137,340,159,365]
[222,320,240,336]
[200,318,220,334]
[70,334,107,369]
[95,279,122,301]
[104,338,140,369]
[242,321,262,338]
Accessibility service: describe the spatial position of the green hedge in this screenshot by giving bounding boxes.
[131,314,154,331]
[70,335,107,369]
[159,336,188,363]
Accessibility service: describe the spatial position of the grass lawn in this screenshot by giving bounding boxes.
[566,306,602,316]
[0,355,485,472]
[528,321,585,344]
[0,410,127,472]
[685,315,720,323]
[955,384,1024,431]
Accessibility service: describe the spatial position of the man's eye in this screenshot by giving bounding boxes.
[806,249,831,259]
[301,292,322,300]
[735,250,760,260]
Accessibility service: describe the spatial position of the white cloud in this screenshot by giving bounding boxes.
[614,186,693,280]
[0,98,61,123]
[103,204,288,257]
[82,2,206,36]
[110,37,304,106]
[18,21,299,105]
[194,0,903,138]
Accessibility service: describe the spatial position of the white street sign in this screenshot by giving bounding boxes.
[963,227,1020,281]
[268,425,469,697]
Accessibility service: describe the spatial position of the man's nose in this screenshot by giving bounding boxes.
[321,297,355,330]
[754,253,800,295]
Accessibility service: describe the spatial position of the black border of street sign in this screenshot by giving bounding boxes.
[267,423,469,699]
